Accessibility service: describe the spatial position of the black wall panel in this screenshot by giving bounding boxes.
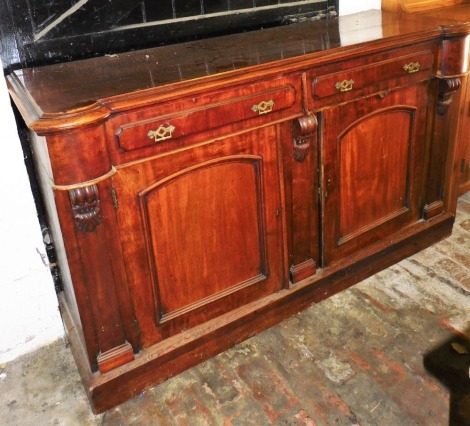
[0,0,338,71]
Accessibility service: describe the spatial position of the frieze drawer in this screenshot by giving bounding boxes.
[107,78,301,163]
[311,50,435,104]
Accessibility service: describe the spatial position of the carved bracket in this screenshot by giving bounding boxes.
[438,78,461,116]
[293,114,318,162]
[69,184,102,232]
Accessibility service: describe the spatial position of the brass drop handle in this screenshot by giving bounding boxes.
[403,62,420,74]
[335,79,355,93]
[252,100,275,115]
[147,124,176,142]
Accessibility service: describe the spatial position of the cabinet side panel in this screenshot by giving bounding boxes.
[459,74,470,194]
[29,132,92,360]
[460,76,470,194]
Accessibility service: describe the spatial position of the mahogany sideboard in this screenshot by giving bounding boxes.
[7,10,470,412]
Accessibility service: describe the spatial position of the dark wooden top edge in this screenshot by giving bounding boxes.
[6,72,42,128]
[103,29,443,111]
[6,9,465,133]
[7,72,112,134]
[440,21,470,37]
[30,106,112,134]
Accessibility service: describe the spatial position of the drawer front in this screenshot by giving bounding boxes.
[108,78,300,162]
[312,50,434,103]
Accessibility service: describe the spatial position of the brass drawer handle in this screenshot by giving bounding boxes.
[252,100,275,115]
[147,124,176,142]
[335,79,355,92]
[403,62,420,74]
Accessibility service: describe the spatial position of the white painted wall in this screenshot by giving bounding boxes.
[0,58,64,364]
[339,0,381,16]
[0,1,377,363]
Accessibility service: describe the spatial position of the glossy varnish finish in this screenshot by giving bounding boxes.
[321,83,428,265]
[7,11,452,119]
[6,10,470,412]
[112,126,287,346]
[382,2,470,194]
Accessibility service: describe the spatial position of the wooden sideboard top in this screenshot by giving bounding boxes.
[6,10,469,132]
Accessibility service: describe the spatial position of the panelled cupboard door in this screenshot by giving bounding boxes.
[112,125,286,347]
[321,83,428,265]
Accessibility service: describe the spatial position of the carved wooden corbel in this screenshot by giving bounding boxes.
[293,114,318,162]
[438,78,461,115]
[69,184,102,232]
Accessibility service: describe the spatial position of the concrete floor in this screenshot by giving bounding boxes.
[1,193,470,425]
